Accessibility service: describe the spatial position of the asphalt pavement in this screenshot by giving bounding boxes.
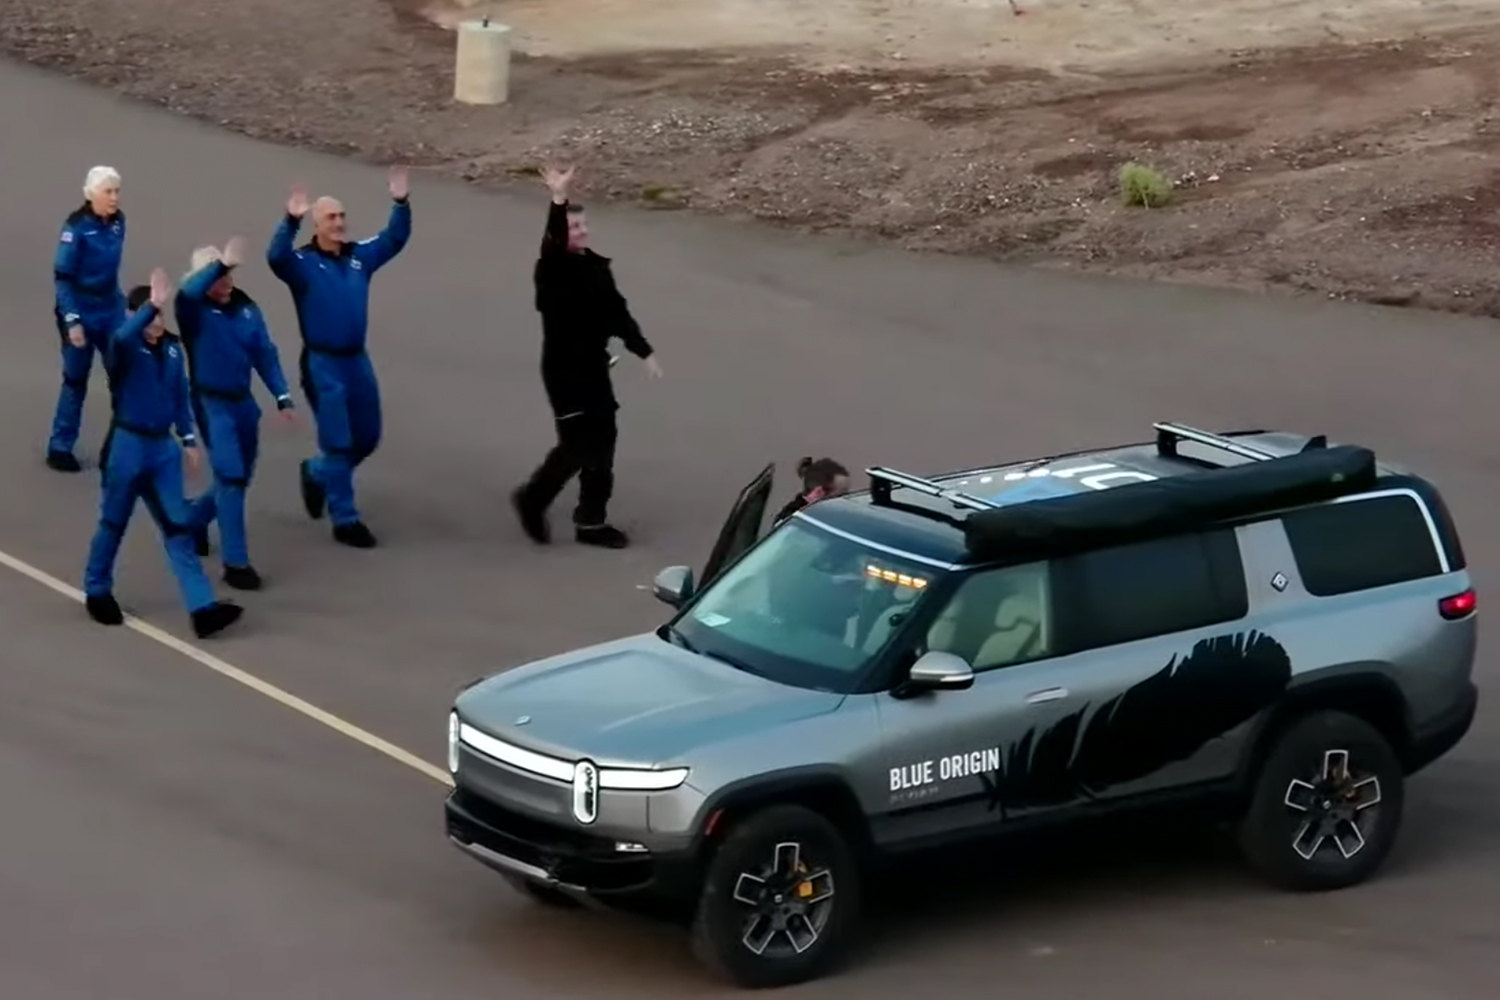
[1,56,1497,999]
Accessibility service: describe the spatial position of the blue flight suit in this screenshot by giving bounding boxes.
[50,204,127,458]
[83,302,219,615]
[266,197,411,532]
[174,259,294,572]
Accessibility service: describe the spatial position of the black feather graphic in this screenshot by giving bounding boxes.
[980,630,1292,816]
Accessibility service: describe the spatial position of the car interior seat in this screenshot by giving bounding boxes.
[972,581,1048,669]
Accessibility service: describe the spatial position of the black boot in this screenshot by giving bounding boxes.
[46,450,82,473]
[332,522,377,549]
[299,459,326,520]
[85,594,124,625]
[575,524,630,549]
[512,487,551,544]
[191,601,243,638]
[223,565,263,591]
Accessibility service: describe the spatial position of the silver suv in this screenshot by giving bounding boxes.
[445,422,1478,988]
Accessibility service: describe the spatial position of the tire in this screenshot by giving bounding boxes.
[502,872,584,909]
[690,804,861,988]
[1237,710,1405,892]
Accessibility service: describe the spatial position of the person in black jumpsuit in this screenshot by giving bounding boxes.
[512,165,663,550]
[772,457,851,526]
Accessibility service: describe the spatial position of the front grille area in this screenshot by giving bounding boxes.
[446,787,654,893]
[452,787,613,855]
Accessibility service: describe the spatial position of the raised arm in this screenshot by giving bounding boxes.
[173,258,220,351]
[110,300,157,352]
[355,201,411,273]
[178,258,228,303]
[539,165,574,256]
[351,166,412,274]
[53,217,83,330]
[267,185,309,287]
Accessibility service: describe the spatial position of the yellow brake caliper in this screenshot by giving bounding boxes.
[795,861,815,899]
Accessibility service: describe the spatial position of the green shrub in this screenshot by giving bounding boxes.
[1118,162,1173,208]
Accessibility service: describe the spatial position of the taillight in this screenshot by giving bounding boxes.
[1439,588,1477,620]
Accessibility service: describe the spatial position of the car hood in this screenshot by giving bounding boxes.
[454,632,845,768]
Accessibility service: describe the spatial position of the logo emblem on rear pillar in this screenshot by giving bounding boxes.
[1270,572,1289,592]
[572,760,600,825]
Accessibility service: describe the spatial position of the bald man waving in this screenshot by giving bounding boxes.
[266,167,412,549]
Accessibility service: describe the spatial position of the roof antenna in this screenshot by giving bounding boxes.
[1300,434,1328,452]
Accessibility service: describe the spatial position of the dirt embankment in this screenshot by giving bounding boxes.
[4,0,1500,316]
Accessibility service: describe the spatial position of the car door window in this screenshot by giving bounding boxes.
[925,560,1052,672]
[1279,494,1444,596]
[699,462,775,589]
[1051,528,1248,653]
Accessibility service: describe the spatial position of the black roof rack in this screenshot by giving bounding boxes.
[1301,434,1328,452]
[964,443,1379,564]
[1154,422,1278,463]
[867,466,998,512]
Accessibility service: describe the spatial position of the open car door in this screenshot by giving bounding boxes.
[698,462,776,591]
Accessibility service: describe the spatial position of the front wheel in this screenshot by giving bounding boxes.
[691,804,861,988]
[1237,710,1405,891]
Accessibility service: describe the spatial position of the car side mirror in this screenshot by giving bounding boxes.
[653,565,695,609]
[898,651,975,696]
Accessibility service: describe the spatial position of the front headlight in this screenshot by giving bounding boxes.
[598,766,690,791]
[447,711,461,774]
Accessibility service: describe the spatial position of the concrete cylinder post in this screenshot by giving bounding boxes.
[454,19,512,105]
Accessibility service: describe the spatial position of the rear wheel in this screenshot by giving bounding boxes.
[502,872,584,909]
[691,804,860,988]
[1238,710,1405,891]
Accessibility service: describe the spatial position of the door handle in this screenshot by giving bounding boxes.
[1025,687,1068,704]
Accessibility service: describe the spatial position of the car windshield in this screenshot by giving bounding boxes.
[673,519,944,693]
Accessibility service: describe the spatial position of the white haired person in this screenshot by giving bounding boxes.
[174,237,297,592]
[47,165,128,472]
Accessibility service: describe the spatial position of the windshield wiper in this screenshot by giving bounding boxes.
[661,623,698,654]
[698,647,754,675]
[660,623,756,675]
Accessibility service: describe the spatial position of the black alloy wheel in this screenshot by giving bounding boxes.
[692,804,860,988]
[1238,710,1405,891]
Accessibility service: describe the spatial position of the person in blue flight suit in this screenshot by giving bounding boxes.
[266,165,412,549]
[175,237,298,592]
[83,268,244,639]
[48,165,128,473]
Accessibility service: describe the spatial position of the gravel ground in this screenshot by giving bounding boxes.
[5,0,1500,316]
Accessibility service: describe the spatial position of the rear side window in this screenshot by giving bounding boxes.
[1052,529,1249,654]
[1281,494,1443,597]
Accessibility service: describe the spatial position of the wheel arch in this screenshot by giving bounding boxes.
[692,767,875,865]
[1236,672,1415,791]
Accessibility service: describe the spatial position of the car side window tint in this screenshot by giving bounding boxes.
[1051,529,1248,654]
[925,561,1052,672]
[1281,494,1443,597]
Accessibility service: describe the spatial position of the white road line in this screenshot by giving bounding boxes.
[0,546,454,788]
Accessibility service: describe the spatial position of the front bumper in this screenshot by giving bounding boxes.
[445,787,698,898]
